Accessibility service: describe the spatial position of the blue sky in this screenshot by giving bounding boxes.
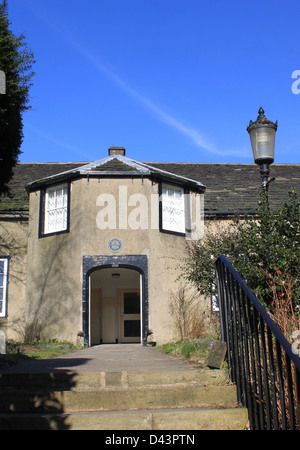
[7,0,300,164]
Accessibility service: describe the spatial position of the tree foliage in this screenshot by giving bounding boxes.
[184,189,300,312]
[0,0,35,194]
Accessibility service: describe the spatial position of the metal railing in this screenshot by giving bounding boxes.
[215,255,300,430]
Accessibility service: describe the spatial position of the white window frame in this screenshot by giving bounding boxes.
[0,258,9,318]
[44,183,69,235]
[161,183,185,234]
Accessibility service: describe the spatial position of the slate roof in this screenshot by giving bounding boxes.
[24,155,206,192]
[0,157,299,215]
[148,162,300,214]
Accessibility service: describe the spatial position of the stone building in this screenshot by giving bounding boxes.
[0,146,299,346]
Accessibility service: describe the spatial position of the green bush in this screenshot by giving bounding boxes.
[184,189,300,313]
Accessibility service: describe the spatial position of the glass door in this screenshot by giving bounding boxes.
[119,290,141,343]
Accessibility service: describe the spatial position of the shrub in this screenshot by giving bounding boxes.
[168,283,206,341]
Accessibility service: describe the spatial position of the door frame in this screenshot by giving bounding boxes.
[82,255,148,348]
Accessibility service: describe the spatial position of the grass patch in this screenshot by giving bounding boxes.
[0,341,81,368]
[157,338,220,365]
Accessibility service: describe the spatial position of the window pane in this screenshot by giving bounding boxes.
[56,193,63,208]
[124,320,141,338]
[124,293,140,314]
[47,190,55,210]
[63,187,68,206]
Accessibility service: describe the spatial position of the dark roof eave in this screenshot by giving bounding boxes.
[0,210,29,221]
[26,171,82,192]
[26,170,205,193]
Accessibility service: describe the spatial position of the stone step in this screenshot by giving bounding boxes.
[0,383,238,413]
[0,369,229,390]
[0,407,249,430]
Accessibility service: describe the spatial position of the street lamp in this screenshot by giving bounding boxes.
[247,107,278,197]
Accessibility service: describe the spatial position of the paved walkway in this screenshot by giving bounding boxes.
[0,344,193,373]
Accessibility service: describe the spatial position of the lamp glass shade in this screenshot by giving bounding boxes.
[249,126,275,163]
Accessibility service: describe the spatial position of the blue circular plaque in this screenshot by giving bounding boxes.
[108,238,123,253]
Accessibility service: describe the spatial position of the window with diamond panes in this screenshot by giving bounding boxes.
[45,184,68,234]
[161,184,185,234]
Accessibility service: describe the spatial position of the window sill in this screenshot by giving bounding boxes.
[39,228,69,239]
[160,228,186,237]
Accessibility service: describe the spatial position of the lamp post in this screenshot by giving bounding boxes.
[247,107,278,199]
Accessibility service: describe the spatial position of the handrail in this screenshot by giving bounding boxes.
[215,255,300,430]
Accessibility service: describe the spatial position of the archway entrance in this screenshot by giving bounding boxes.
[82,255,148,347]
[90,267,141,345]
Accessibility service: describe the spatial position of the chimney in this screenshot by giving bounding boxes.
[108,146,126,156]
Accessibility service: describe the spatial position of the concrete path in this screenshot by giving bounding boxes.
[0,344,194,373]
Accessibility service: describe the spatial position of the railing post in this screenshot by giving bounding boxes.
[235,283,247,407]
[240,290,254,424]
[259,315,272,430]
[216,259,226,342]
[285,354,297,429]
[267,328,279,429]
